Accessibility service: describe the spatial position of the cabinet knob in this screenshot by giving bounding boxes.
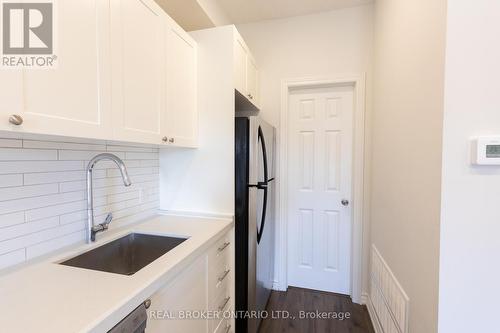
[247,94,253,100]
[168,137,175,143]
[9,114,23,126]
[162,136,168,143]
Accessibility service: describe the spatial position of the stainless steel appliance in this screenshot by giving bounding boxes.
[108,300,150,333]
[235,116,276,333]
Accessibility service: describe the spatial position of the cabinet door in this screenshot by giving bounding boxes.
[234,37,247,96]
[0,72,22,132]
[0,0,111,138]
[147,255,208,332]
[165,23,198,147]
[111,0,166,145]
[246,56,259,107]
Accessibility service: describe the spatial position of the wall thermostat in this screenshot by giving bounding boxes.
[471,136,500,165]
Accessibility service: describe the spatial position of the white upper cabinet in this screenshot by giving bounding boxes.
[0,0,198,147]
[165,20,198,147]
[234,38,247,95]
[246,56,259,104]
[0,0,112,138]
[111,0,166,145]
[233,31,260,109]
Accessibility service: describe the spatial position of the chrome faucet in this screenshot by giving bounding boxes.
[86,153,132,243]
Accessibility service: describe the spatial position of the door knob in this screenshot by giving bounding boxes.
[341,199,349,206]
[9,114,23,125]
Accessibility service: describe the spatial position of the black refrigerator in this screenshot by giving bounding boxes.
[235,116,276,333]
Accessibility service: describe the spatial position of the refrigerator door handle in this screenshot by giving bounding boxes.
[256,126,269,245]
[248,181,268,189]
[257,185,268,244]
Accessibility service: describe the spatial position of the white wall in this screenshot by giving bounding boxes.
[237,5,373,128]
[160,26,235,216]
[236,5,373,294]
[371,0,447,332]
[438,1,500,331]
[0,135,159,270]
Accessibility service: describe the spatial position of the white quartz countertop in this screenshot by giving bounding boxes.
[0,214,233,333]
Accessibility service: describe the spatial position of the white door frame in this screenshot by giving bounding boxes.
[277,75,366,303]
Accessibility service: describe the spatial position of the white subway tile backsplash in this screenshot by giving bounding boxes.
[0,174,23,188]
[0,136,160,269]
[107,191,141,204]
[138,159,160,167]
[0,139,22,148]
[0,191,85,215]
[0,249,25,269]
[23,140,107,151]
[58,180,86,193]
[0,220,85,255]
[0,212,25,228]
[107,167,154,177]
[0,148,58,161]
[26,230,85,260]
[0,160,84,174]
[93,198,140,217]
[125,152,159,160]
[0,217,60,242]
[0,183,59,201]
[59,150,125,161]
[106,145,155,153]
[60,210,87,225]
[24,169,106,186]
[25,200,87,222]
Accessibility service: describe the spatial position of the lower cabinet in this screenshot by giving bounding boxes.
[147,230,234,333]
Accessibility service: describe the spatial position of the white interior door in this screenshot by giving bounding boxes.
[287,84,354,294]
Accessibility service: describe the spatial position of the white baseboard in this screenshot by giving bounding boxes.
[272,279,287,291]
[360,292,369,305]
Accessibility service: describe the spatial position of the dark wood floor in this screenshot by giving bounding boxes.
[258,287,375,333]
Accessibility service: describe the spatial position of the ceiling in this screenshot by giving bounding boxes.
[155,0,373,31]
[215,0,373,24]
[155,0,215,31]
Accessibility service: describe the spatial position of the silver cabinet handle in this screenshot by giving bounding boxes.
[218,296,230,311]
[224,323,231,333]
[218,269,230,283]
[9,114,23,125]
[162,136,168,143]
[217,242,230,253]
[144,299,152,309]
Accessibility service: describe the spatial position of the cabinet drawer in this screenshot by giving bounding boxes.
[208,234,231,265]
[208,235,231,301]
[214,318,233,333]
[209,280,231,333]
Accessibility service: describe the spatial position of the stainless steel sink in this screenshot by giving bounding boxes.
[60,233,188,275]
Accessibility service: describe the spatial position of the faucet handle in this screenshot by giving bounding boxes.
[103,213,113,227]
